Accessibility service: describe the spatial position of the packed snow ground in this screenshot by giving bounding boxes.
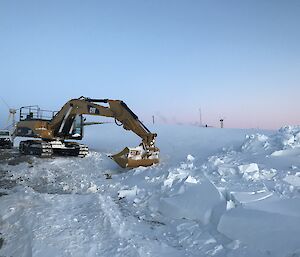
[1,125,300,257]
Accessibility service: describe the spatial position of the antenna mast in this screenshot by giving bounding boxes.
[199,107,202,127]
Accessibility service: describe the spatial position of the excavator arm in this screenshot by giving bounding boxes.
[50,97,159,168]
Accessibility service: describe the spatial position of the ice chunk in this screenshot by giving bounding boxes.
[226,200,236,210]
[159,177,226,225]
[218,206,300,257]
[238,163,259,174]
[186,154,195,161]
[185,175,198,184]
[241,134,269,154]
[118,186,139,199]
[244,196,300,217]
[231,190,273,204]
[87,183,98,193]
[284,175,300,187]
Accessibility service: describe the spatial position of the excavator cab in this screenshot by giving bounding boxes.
[58,114,84,140]
[69,115,84,139]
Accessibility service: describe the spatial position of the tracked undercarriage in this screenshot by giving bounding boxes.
[19,140,89,158]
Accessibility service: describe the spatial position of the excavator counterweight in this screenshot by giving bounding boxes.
[14,97,159,168]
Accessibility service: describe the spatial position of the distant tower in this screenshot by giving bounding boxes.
[199,108,202,127]
[9,108,17,129]
[152,115,155,124]
[1,97,17,130]
[220,118,224,128]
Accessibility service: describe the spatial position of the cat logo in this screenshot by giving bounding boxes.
[89,107,97,114]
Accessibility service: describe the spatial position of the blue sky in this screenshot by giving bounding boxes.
[0,0,299,129]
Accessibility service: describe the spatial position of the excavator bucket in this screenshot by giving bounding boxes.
[110,146,159,168]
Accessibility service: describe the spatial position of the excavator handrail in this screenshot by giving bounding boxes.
[19,105,58,121]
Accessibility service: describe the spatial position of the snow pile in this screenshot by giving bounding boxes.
[1,125,300,257]
[241,133,270,154]
[205,126,300,191]
[275,125,300,149]
[202,126,300,256]
[241,125,300,155]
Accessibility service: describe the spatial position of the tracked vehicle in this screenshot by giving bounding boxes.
[15,97,159,168]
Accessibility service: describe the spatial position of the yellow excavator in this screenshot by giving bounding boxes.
[14,96,159,168]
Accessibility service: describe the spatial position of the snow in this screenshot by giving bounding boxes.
[284,174,300,187]
[1,124,300,257]
[238,163,259,174]
[158,177,226,225]
[218,207,300,257]
[118,186,139,199]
